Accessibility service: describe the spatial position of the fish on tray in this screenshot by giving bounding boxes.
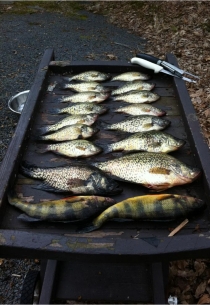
[7,191,116,222]
[36,124,98,142]
[92,152,201,191]
[21,162,122,195]
[111,71,150,82]
[59,92,110,103]
[63,71,111,82]
[112,90,160,103]
[61,82,110,93]
[37,114,98,135]
[111,81,155,95]
[49,103,107,115]
[103,131,185,154]
[115,104,165,116]
[78,194,205,232]
[103,115,170,133]
[37,140,102,158]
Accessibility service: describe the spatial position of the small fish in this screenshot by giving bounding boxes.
[37,124,98,142]
[64,71,111,82]
[115,104,165,116]
[112,90,160,103]
[59,92,110,103]
[78,194,205,232]
[38,140,102,158]
[92,152,201,191]
[49,103,107,115]
[103,131,185,154]
[112,81,155,95]
[61,82,110,93]
[111,71,150,81]
[21,162,122,195]
[7,190,116,222]
[38,114,98,135]
[104,115,170,133]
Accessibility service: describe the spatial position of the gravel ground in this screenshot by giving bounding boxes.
[0,4,146,304]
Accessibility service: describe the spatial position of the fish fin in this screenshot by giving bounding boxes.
[153,194,175,201]
[36,126,50,135]
[18,213,42,222]
[62,76,72,82]
[77,222,98,233]
[144,183,171,192]
[149,167,171,175]
[36,145,48,154]
[33,183,64,193]
[96,143,112,154]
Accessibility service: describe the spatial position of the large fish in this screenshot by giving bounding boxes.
[104,115,170,133]
[59,92,110,103]
[115,104,165,116]
[49,103,107,115]
[78,194,205,232]
[103,131,185,154]
[37,124,98,142]
[63,71,111,82]
[111,71,150,81]
[111,81,155,95]
[61,82,110,93]
[38,140,102,158]
[8,191,116,222]
[112,90,160,103]
[38,114,98,135]
[21,162,122,195]
[92,152,201,191]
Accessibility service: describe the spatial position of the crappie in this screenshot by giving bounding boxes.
[103,131,185,154]
[38,114,98,135]
[8,191,116,222]
[59,92,110,103]
[61,82,110,93]
[37,124,98,142]
[21,162,122,195]
[92,152,201,191]
[111,71,150,81]
[112,81,155,95]
[64,71,111,82]
[38,140,102,158]
[104,115,170,133]
[112,90,160,103]
[115,104,165,116]
[49,103,107,115]
[79,194,205,232]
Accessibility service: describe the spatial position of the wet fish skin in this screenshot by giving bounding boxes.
[78,194,205,232]
[37,124,99,142]
[8,190,116,222]
[112,81,155,96]
[112,90,160,103]
[64,71,111,82]
[49,103,107,115]
[115,104,165,116]
[92,152,201,191]
[59,92,110,103]
[61,82,110,93]
[104,131,185,154]
[21,162,122,195]
[111,71,150,81]
[105,115,170,133]
[38,114,98,135]
[38,140,102,158]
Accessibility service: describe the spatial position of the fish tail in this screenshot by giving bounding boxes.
[37,126,51,135]
[36,145,49,154]
[100,143,112,154]
[62,76,72,82]
[77,222,99,233]
[21,161,44,179]
[47,108,61,115]
[99,121,110,131]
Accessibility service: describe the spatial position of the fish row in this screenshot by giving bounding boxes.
[8,192,205,232]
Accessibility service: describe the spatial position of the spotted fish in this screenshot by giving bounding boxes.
[63,71,111,82]
[111,81,155,95]
[111,71,150,81]
[59,92,110,103]
[115,104,165,116]
[8,191,116,222]
[78,194,205,232]
[21,162,122,195]
[92,152,201,191]
[61,82,110,93]
[48,103,107,115]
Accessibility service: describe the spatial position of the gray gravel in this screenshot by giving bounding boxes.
[0,5,146,303]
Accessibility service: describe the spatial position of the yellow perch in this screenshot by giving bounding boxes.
[79,194,205,232]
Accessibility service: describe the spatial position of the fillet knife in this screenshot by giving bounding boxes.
[130,57,197,83]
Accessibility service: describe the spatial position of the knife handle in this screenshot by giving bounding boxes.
[131,57,162,73]
[136,53,160,64]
